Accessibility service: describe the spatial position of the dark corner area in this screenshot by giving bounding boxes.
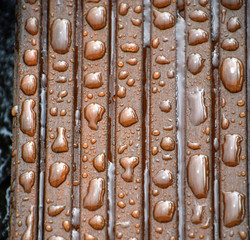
[0,0,16,239]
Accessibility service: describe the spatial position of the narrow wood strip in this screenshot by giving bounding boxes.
[185,0,213,238]
[10,0,41,239]
[80,1,110,239]
[219,1,248,239]
[149,1,178,239]
[71,0,83,238]
[43,1,75,238]
[115,1,144,239]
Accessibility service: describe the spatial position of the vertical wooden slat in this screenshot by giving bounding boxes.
[149,1,178,239]
[80,0,110,239]
[219,0,248,239]
[43,1,75,238]
[185,0,213,239]
[115,1,144,239]
[10,0,41,239]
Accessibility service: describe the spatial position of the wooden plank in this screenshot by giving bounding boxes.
[43,0,75,238]
[149,1,178,239]
[114,0,144,239]
[79,0,110,239]
[219,1,248,239]
[10,0,41,238]
[185,0,213,238]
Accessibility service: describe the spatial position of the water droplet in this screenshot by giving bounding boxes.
[188,28,208,46]
[152,0,171,8]
[25,17,38,35]
[119,157,139,182]
[119,107,138,127]
[160,137,175,151]
[238,231,247,239]
[155,55,170,64]
[221,0,243,10]
[51,19,72,54]
[188,88,207,126]
[21,206,34,240]
[221,114,230,129]
[126,58,138,65]
[57,90,68,103]
[222,134,242,167]
[191,205,204,224]
[152,38,160,48]
[187,141,200,150]
[152,169,173,188]
[223,191,245,227]
[199,0,208,6]
[20,99,36,136]
[56,76,67,83]
[86,6,107,30]
[84,103,105,130]
[89,215,105,230]
[19,171,35,193]
[21,75,37,96]
[131,18,142,26]
[189,10,208,22]
[131,210,140,219]
[25,0,37,4]
[49,162,69,188]
[120,43,139,53]
[220,57,244,93]
[118,70,129,79]
[119,3,129,16]
[153,200,175,223]
[48,236,66,240]
[24,49,38,66]
[22,141,36,163]
[117,85,126,98]
[159,100,172,113]
[134,5,142,13]
[153,10,175,30]
[48,205,65,217]
[187,154,209,199]
[221,38,239,51]
[51,127,68,153]
[227,17,241,32]
[50,107,58,116]
[53,61,69,72]
[187,53,205,75]
[62,220,70,232]
[11,105,18,117]
[85,40,106,60]
[93,153,106,172]
[83,178,105,211]
[84,72,103,89]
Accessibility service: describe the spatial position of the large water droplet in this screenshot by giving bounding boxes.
[21,206,34,240]
[221,38,239,51]
[221,0,243,10]
[84,72,103,89]
[22,141,36,163]
[227,17,241,32]
[86,6,107,30]
[49,162,69,188]
[120,43,139,53]
[51,127,68,153]
[83,178,105,211]
[191,205,204,224]
[89,215,105,230]
[85,40,106,60]
[51,18,72,54]
[119,157,139,182]
[188,29,208,46]
[187,53,205,75]
[84,233,97,240]
[53,61,69,72]
[160,137,175,151]
[119,3,130,16]
[188,88,207,126]
[152,0,171,8]
[187,154,209,199]
[159,100,172,113]
[189,10,208,22]
[153,10,175,30]
[93,153,106,172]
[153,200,175,223]
[84,103,105,130]
[223,191,245,227]
[119,107,138,127]
[152,169,173,188]
[222,134,242,166]
[21,75,37,96]
[20,99,36,136]
[48,205,65,217]
[24,49,38,66]
[25,17,38,35]
[220,57,244,93]
[19,171,35,193]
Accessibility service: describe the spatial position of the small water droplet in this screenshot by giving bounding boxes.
[48,205,65,217]
[53,61,69,72]
[120,43,139,53]
[119,3,129,16]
